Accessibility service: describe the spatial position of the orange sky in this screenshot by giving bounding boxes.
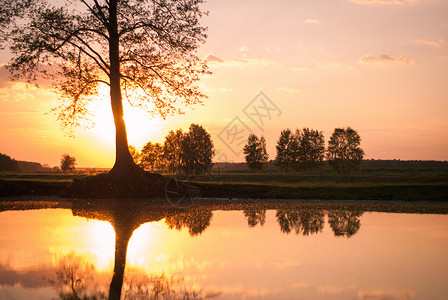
[1,0,447,167]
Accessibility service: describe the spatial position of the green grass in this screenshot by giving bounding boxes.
[185,168,448,201]
[1,168,447,201]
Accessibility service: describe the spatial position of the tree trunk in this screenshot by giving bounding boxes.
[108,222,134,300]
[108,0,139,175]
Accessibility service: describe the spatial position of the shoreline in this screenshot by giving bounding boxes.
[1,196,448,215]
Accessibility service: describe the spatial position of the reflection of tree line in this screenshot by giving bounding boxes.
[244,208,363,238]
[64,203,364,299]
[162,207,363,238]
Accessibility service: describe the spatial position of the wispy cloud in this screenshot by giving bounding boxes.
[199,83,233,93]
[318,62,353,70]
[350,0,417,5]
[414,39,445,47]
[275,87,302,94]
[205,54,280,68]
[291,66,310,72]
[305,19,320,24]
[205,54,224,63]
[358,290,415,300]
[239,45,249,52]
[359,54,414,65]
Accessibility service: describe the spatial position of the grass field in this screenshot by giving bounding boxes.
[1,168,447,201]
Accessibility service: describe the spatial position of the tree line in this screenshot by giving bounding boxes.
[131,123,215,175]
[243,127,364,173]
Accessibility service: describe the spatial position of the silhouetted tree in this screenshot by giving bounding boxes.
[243,134,269,173]
[327,127,364,173]
[163,129,184,174]
[296,128,325,172]
[275,129,299,173]
[243,209,266,228]
[0,153,20,172]
[60,154,77,173]
[328,210,363,237]
[1,0,209,177]
[140,142,164,171]
[180,124,215,174]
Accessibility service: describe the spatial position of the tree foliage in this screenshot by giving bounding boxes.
[140,141,164,171]
[60,153,77,173]
[180,123,214,174]
[243,134,269,173]
[275,128,299,173]
[1,0,209,174]
[296,128,325,172]
[163,129,184,174]
[0,153,20,172]
[327,127,364,173]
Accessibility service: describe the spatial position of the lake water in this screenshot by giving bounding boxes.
[0,200,447,300]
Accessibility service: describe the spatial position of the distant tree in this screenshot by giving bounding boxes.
[60,154,77,173]
[275,129,299,173]
[1,0,209,178]
[0,153,20,172]
[327,127,364,173]
[296,128,325,172]
[181,124,215,174]
[128,146,141,165]
[140,142,164,171]
[243,134,269,173]
[164,130,184,174]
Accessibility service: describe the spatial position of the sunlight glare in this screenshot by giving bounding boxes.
[89,85,166,150]
[88,220,116,271]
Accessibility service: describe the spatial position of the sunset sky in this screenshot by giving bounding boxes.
[1,0,447,167]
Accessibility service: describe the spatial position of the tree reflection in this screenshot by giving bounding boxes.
[50,253,203,300]
[69,201,365,299]
[243,209,266,227]
[275,208,363,238]
[71,201,213,299]
[164,208,213,236]
[49,252,107,300]
[276,209,325,235]
[328,210,363,237]
[124,273,202,299]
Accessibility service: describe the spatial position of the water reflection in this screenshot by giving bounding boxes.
[273,208,363,237]
[328,210,363,237]
[70,201,365,299]
[49,252,107,300]
[275,209,325,235]
[71,201,214,299]
[165,208,213,236]
[3,200,446,299]
[49,252,202,300]
[243,208,266,227]
[124,274,202,299]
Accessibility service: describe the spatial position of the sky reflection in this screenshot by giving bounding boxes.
[0,204,447,299]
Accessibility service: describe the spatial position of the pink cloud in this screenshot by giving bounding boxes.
[359,54,414,65]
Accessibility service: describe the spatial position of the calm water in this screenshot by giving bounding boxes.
[0,200,447,300]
